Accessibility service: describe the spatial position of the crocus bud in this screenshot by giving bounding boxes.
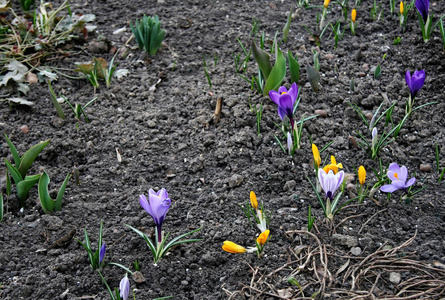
[324,0,330,8]
[351,9,357,22]
[250,191,258,210]
[287,132,292,155]
[119,274,130,300]
[371,127,378,149]
[400,1,404,14]
[222,241,247,253]
[256,230,270,246]
[99,243,106,264]
[312,144,321,168]
[358,166,366,185]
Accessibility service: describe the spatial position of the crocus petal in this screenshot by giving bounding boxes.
[388,163,401,177]
[277,107,286,121]
[278,93,294,119]
[358,166,366,185]
[269,90,281,105]
[405,177,416,188]
[119,275,130,300]
[139,195,153,215]
[405,71,412,93]
[335,171,345,191]
[318,168,327,191]
[415,0,429,22]
[312,144,321,167]
[250,191,258,210]
[380,184,400,193]
[257,230,270,246]
[222,241,246,253]
[391,180,407,190]
[411,70,426,96]
[99,243,106,264]
[287,82,298,100]
[398,166,408,183]
[157,188,169,199]
[278,86,288,94]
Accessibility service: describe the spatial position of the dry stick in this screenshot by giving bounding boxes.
[358,208,388,234]
[335,213,367,230]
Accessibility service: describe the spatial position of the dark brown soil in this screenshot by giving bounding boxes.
[1,0,445,299]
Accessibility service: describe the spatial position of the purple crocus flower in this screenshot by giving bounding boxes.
[99,243,106,264]
[119,274,130,300]
[415,0,429,23]
[318,168,345,200]
[269,83,298,130]
[140,188,171,243]
[380,163,416,193]
[405,70,426,99]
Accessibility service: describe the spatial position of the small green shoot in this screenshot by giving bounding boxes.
[393,37,402,45]
[307,205,315,232]
[48,80,65,119]
[130,15,165,55]
[38,171,71,214]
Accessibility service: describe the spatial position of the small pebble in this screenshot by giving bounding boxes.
[314,109,328,117]
[351,247,362,256]
[365,112,373,120]
[389,272,401,284]
[419,164,432,172]
[20,125,29,134]
[325,54,334,60]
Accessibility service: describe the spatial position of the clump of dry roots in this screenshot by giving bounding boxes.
[224,229,445,299]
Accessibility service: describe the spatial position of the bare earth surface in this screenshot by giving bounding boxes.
[1,0,445,299]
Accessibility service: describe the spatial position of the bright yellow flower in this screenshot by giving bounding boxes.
[358,166,366,185]
[323,156,343,174]
[222,241,246,253]
[351,9,357,23]
[250,191,258,210]
[400,1,404,14]
[312,144,321,168]
[256,230,270,246]
[324,0,330,8]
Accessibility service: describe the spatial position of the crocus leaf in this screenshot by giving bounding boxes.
[55,173,71,211]
[38,171,55,214]
[307,65,320,92]
[125,224,157,259]
[6,168,11,196]
[282,9,292,43]
[263,48,286,96]
[251,40,272,79]
[4,133,21,167]
[288,50,300,84]
[17,174,40,206]
[4,159,23,185]
[18,139,50,178]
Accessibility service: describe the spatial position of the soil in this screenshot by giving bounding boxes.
[1,0,445,299]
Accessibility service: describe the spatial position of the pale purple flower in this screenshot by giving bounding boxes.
[415,0,429,23]
[371,127,378,149]
[287,132,292,154]
[405,70,425,99]
[381,163,416,193]
[140,188,171,243]
[318,169,345,201]
[99,243,106,264]
[269,83,298,130]
[119,274,130,300]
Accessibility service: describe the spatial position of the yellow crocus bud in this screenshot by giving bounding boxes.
[222,241,247,253]
[312,144,321,168]
[351,9,357,23]
[250,191,258,210]
[324,0,330,9]
[358,166,366,185]
[256,230,270,246]
[400,1,404,14]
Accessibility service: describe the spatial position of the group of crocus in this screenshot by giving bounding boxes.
[222,191,270,257]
